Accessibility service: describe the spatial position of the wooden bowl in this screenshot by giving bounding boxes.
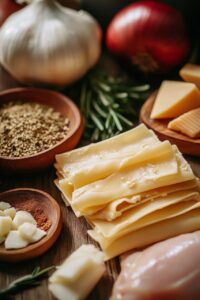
[140,92,200,156]
[0,87,83,173]
[0,188,62,262]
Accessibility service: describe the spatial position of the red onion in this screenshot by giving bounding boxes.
[106,1,190,74]
[0,0,22,27]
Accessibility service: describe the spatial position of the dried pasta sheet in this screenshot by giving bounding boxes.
[89,179,199,221]
[71,146,194,216]
[88,190,200,249]
[91,208,200,260]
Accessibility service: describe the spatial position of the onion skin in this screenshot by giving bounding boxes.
[106,1,190,74]
[0,0,22,26]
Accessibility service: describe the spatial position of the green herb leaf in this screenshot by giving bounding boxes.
[68,68,150,142]
[0,266,55,298]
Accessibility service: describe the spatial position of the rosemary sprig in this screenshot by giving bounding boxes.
[69,69,150,142]
[0,266,54,298]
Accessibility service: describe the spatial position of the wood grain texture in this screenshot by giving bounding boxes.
[140,92,200,156]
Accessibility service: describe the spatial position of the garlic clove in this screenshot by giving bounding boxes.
[4,207,16,219]
[12,211,37,229]
[5,230,29,249]
[0,202,11,211]
[0,216,13,237]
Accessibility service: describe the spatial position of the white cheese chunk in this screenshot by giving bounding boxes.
[4,207,16,219]
[5,231,28,249]
[0,202,11,211]
[12,211,37,229]
[49,245,105,300]
[0,216,12,237]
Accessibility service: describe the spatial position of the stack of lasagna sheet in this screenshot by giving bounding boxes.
[55,124,200,259]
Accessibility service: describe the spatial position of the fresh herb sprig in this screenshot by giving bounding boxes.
[70,69,150,141]
[0,266,54,298]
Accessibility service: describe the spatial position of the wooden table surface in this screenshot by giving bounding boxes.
[0,63,199,300]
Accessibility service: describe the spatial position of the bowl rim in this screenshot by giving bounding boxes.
[0,87,82,161]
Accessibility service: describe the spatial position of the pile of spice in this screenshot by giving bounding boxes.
[0,101,70,157]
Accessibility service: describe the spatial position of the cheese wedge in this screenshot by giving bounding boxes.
[150,81,200,119]
[168,108,200,138]
[49,245,105,300]
[180,64,200,88]
[100,209,200,260]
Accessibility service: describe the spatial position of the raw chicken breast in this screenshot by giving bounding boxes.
[111,231,200,300]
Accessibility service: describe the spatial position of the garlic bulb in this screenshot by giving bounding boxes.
[0,0,101,86]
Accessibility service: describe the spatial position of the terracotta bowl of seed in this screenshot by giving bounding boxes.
[0,87,83,174]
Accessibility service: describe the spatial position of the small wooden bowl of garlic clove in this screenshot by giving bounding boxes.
[0,188,62,262]
[0,87,84,174]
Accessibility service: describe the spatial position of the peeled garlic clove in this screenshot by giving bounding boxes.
[0,0,101,86]
[0,216,12,237]
[5,231,29,249]
[18,222,37,242]
[31,227,47,243]
[4,207,16,219]
[12,211,37,229]
[0,202,11,211]
[0,210,5,216]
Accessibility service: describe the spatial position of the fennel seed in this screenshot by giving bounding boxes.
[0,101,69,157]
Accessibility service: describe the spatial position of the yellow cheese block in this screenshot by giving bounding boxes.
[168,108,200,138]
[49,245,105,300]
[150,80,200,119]
[180,64,200,88]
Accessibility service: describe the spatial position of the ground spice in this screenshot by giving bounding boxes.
[15,199,52,231]
[0,101,69,157]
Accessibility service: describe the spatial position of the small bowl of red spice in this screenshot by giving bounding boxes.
[0,87,83,173]
[0,188,62,262]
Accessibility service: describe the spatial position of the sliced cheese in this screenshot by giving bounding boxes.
[49,245,105,300]
[150,80,200,119]
[168,108,200,138]
[71,146,194,216]
[89,195,200,249]
[90,179,199,221]
[180,64,200,88]
[100,208,200,260]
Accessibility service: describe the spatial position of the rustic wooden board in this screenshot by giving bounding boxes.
[140,92,200,156]
[0,63,200,300]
